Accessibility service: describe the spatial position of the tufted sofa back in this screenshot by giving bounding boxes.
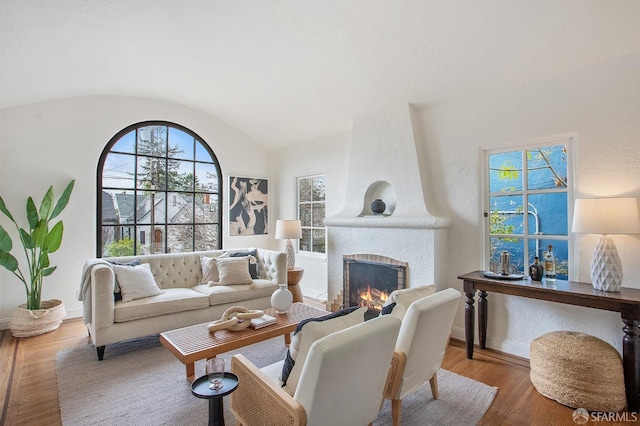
[105,248,286,289]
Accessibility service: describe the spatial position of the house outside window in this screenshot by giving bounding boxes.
[298,175,326,255]
[97,121,222,256]
[485,136,573,279]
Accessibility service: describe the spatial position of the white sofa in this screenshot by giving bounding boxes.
[81,248,286,360]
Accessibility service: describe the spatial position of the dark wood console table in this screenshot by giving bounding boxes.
[458,270,640,411]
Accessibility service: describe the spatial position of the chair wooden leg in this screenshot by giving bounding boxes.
[392,399,402,426]
[429,374,439,400]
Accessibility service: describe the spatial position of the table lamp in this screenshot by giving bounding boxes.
[572,197,640,291]
[275,219,302,270]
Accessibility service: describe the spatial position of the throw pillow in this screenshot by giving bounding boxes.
[112,263,164,303]
[107,259,141,301]
[229,249,258,278]
[213,256,253,286]
[200,253,228,285]
[281,306,366,395]
[384,284,436,320]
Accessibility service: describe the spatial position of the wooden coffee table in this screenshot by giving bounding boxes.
[160,302,328,381]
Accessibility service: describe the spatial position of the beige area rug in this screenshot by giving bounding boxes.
[57,336,497,425]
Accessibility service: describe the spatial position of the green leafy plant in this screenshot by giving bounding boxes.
[0,180,75,310]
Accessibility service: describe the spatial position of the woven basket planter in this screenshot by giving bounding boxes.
[530,331,626,412]
[9,299,66,338]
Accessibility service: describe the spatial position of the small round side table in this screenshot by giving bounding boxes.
[191,372,239,426]
[287,268,304,303]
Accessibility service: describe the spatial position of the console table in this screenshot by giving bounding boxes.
[458,270,640,411]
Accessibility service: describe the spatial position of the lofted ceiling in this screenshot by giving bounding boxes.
[2,1,640,151]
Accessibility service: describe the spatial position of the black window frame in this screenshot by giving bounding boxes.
[96,121,223,256]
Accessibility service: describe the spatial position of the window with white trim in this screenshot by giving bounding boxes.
[485,137,573,279]
[297,175,326,255]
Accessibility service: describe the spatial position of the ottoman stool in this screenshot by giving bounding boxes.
[529,331,626,412]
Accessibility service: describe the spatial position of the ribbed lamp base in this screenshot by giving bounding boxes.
[590,235,623,292]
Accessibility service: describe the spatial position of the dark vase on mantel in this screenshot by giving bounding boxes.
[371,198,386,215]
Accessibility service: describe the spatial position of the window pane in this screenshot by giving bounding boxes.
[300,204,312,227]
[196,163,219,192]
[137,126,167,156]
[489,195,524,235]
[299,178,312,202]
[168,160,194,191]
[101,190,119,225]
[167,225,193,252]
[312,176,326,201]
[103,153,135,189]
[300,228,312,252]
[112,191,137,225]
[539,239,568,280]
[137,157,166,190]
[489,151,523,193]
[111,131,135,154]
[527,145,568,190]
[104,233,139,257]
[312,204,325,227]
[195,225,219,251]
[312,229,326,253]
[195,141,214,162]
[101,226,116,256]
[168,127,194,160]
[137,191,166,224]
[168,193,193,224]
[528,192,568,236]
[137,225,151,254]
[490,237,524,273]
[195,193,219,222]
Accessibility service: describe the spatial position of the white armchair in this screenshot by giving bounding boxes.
[383,288,462,426]
[231,315,402,426]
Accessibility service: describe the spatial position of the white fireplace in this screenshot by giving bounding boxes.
[324,103,450,310]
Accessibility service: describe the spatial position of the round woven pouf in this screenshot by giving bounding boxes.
[530,331,626,412]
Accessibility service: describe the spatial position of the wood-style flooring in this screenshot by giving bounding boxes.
[1,318,635,425]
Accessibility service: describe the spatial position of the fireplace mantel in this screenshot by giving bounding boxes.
[324,214,451,230]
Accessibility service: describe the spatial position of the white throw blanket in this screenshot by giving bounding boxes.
[78,259,113,324]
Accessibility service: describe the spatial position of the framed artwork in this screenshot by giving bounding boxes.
[228,176,269,236]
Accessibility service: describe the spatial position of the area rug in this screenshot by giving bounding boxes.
[57,336,497,425]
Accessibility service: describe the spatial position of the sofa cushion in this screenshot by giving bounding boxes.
[281,306,366,395]
[114,288,210,322]
[213,256,254,285]
[192,281,277,306]
[112,263,164,302]
[229,249,258,278]
[383,284,436,320]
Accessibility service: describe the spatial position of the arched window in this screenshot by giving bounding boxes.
[97,121,222,256]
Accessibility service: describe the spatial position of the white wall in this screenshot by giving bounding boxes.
[271,133,350,301]
[419,53,640,356]
[0,96,273,325]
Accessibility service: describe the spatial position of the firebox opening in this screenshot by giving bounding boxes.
[343,255,407,318]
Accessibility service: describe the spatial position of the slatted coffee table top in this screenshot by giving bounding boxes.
[160,302,329,365]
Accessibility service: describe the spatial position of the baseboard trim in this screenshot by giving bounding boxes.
[450,326,531,365]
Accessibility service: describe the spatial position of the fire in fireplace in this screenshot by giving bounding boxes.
[343,254,407,313]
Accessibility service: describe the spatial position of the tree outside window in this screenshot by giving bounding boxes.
[98,122,222,256]
[298,175,326,254]
[487,140,571,279]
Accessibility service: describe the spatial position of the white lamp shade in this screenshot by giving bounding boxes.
[275,220,302,239]
[572,198,640,235]
[572,197,640,292]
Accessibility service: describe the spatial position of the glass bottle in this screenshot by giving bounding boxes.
[529,257,543,282]
[543,245,556,282]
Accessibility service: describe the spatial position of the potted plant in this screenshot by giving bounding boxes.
[0,180,75,337]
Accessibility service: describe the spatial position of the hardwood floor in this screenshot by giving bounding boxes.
[1,318,634,425]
